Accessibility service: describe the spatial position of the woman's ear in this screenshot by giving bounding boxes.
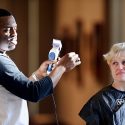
[107,60,111,67]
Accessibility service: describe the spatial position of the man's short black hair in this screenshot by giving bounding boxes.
[0,8,12,17]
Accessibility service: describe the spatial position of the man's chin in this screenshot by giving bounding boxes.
[7,45,16,51]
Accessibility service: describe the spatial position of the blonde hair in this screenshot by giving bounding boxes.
[103,42,125,64]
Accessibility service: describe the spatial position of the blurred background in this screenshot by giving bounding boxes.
[0,0,125,125]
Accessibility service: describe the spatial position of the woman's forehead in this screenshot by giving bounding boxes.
[0,15,17,27]
[112,51,125,60]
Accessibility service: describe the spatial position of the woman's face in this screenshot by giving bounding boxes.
[109,51,125,83]
[0,15,17,51]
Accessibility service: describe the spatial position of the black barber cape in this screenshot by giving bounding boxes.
[79,85,125,125]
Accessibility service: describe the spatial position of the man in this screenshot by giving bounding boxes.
[79,42,125,125]
[0,8,81,125]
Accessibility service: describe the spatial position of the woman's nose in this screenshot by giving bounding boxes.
[118,63,124,69]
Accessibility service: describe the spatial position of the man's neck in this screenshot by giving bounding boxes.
[0,49,6,54]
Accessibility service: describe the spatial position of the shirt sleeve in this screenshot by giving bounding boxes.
[0,58,53,102]
[79,98,100,125]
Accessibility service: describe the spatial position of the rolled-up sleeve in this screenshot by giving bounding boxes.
[0,56,53,102]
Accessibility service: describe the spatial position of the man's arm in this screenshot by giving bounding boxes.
[31,52,81,88]
[0,52,80,102]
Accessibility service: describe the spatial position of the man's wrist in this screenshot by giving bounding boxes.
[32,72,39,81]
[56,65,66,73]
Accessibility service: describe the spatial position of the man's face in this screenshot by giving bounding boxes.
[0,15,17,51]
[109,51,125,83]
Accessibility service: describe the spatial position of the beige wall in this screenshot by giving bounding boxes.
[54,0,105,124]
[55,0,105,35]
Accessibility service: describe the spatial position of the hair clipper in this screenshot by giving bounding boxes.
[47,39,62,74]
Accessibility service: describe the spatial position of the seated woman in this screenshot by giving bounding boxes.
[79,42,125,125]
